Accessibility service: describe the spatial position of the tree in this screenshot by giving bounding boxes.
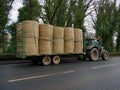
[6,23,16,54]
[116,5,120,52]
[55,0,68,26]
[93,0,117,52]
[40,0,93,29]
[73,0,93,32]
[18,0,41,22]
[0,0,14,52]
[40,0,65,25]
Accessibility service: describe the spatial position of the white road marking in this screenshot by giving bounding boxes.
[92,64,117,69]
[60,70,74,74]
[8,70,74,83]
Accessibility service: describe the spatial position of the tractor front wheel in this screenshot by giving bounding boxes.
[102,51,109,60]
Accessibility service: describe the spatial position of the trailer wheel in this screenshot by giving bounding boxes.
[102,51,109,60]
[88,48,99,61]
[42,56,51,66]
[52,56,61,65]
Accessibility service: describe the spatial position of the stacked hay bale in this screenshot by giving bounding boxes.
[16,20,39,56]
[64,27,74,54]
[39,24,53,54]
[74,28,83,53]
[53,26,64,54]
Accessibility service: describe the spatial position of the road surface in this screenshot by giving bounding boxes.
[0,56,120,90]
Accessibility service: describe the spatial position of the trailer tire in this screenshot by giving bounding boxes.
[102,51,109,60]
[52,56,61,65]
[42,56,51,66]
[88,48,99,61]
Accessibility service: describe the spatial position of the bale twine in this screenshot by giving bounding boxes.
[17,38,39,56]
[64,27,74,41]
[74,28,83,42]
[53,26,64,39]
[53,39,64,54]
[64,40,74,54]
[39,24,53,40]
[22,20,39,38]
[39,40,52,54]
[74,41,83,53]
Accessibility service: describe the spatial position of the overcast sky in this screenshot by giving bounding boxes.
[8,0,23,24]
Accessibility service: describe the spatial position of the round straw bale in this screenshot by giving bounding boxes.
[74,28,83,41]
[16,23,22,40]
[53,26,64,39]
[64,27,74,41]
[53,39,64,54]
[39,24,53,40]
[39,40,52,54]
[22,20,39,38]
[16,23,22,31]
[74,41,83,53]
[17,38,39,56]
[64,40,74,54]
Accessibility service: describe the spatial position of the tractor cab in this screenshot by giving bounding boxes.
[84,38,99,50]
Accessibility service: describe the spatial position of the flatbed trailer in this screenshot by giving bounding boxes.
[16,29,86,65]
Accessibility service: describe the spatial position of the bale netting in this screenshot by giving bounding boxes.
[21,20,39,38]
[17,38,39,56]
[64,40,74,54]
[74,41,83,53]
[53,39,64,54]
[74,28,83,42]
[64,27,74,41]
[53,26,64,39]
[39,40,52,54]
[39,24,53,40]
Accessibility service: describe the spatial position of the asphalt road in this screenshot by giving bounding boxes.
[0,56,120,90]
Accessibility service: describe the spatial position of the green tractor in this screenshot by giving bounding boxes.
[83,38,109,61]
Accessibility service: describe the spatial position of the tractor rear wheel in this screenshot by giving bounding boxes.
[88,48,99,61]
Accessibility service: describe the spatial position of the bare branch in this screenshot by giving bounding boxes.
[7,0,14,18]
[84,0,93,12]
[51,0,63,24]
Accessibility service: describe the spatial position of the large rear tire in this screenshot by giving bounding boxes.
[42,56,51,66]
[102,50,109,60]
[88,48,99,61]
